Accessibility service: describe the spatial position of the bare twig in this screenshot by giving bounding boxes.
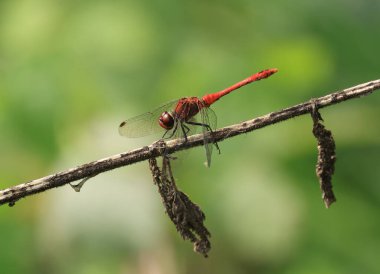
[1,79,379,206]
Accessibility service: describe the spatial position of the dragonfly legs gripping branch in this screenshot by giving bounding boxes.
[119,68,278,166]
[161,118,221,156]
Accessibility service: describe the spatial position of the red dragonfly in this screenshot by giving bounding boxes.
[119,68,278,167]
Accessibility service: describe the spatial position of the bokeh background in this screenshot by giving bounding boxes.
[1,0,380,273]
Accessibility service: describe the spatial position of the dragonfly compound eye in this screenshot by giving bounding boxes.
[159,111,175,130]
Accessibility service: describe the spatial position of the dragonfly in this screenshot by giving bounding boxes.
[119,68,278,167]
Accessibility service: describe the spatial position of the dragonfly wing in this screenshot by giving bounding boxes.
[199,106,217,167]
[119,100,178,138]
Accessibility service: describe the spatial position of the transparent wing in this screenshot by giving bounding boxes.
[199,106,217,167]
[119,100,178,138]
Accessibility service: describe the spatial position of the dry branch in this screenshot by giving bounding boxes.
[1,79,379,206]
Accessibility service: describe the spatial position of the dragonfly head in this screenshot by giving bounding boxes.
[159,111,175,130]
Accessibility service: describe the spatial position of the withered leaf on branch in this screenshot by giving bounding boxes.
[148,143,211,257]
[311,103,337,208]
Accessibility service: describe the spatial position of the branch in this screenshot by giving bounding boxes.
[1,79,379,206]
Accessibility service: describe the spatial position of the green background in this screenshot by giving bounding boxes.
[1,0,380,273]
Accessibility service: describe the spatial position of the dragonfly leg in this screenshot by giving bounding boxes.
[186,121,221,154]
[213,139,221,154]
[162,130,169,139]
[182,123,191,137]
[186,120,212,133]
[180,122,189,143]
[162,120,179,139]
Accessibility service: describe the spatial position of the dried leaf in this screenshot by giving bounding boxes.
[311,103,337,208]
[148,143,211,257]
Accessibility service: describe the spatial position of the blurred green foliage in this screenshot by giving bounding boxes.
[1,0,379,273]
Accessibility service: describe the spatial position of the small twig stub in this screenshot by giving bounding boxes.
[311,102,337,208]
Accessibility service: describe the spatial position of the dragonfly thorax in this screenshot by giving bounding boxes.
[159,111,175,130]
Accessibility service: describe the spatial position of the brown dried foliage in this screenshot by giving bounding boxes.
[311,104,337,208]
[148,142,211,257]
